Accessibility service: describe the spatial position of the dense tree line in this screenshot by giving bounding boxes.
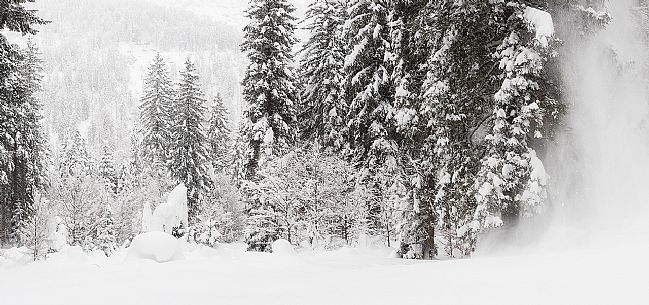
[1,0,614,261]
[238,0,611,257]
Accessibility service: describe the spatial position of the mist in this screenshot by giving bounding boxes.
[477,0,649,256]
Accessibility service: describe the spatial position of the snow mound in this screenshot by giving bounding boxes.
[47,245,91,265]
[0,247,32,267]
[271,239,296,255]
[126,232,185,263]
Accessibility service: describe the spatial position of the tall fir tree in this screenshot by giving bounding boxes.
[206,94,231,174]
[342,0,406,245]
[468,1,557,243]
[389,0,442,259]
[240,0,299,179]
[0,28,48,244]
[298,0,347,150]
[139,53,174,164]
[169,59,212,225]
[406,0,503,257]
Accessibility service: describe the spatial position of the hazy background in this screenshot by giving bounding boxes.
[22,0,309,162]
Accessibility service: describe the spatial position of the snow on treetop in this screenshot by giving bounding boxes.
[523,7,554,48]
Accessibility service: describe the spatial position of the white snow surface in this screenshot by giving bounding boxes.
[0,241,647,305]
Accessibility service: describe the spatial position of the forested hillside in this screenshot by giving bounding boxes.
[34,0,246,162]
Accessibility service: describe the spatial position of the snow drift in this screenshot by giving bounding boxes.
[271,239,296,255]
[126,232,185,263]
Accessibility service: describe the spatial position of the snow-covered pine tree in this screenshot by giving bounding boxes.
[139,53,174,164]
[206,93,231,174]
[169,59,212,226]
[230,127,248,184]
[298,0,347,150]
[390,1,561,258]
[388,0,442,259]
[98,147,119,195]
[240,0,299,179]
[341,0,406,247]
[416,0,499,258]
[58,128,91,178]
[197,173,244,244]
[467,2,558,246]
[95,203,117,256]
[0,37,49,245]
[244,204,278,252]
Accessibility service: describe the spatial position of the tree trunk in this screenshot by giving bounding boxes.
[422,225,436,260]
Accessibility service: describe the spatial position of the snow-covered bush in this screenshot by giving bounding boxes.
[243,145,369,251]
[115,157,174,244]
[194,173,244,246]
[19,193,52,261]
[51,166,111,249]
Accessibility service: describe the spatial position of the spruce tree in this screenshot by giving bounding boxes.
[139,53,174,164]
[206,94,231,174]
[298,0,347,150]
[231,127,248,184]
[240,0,299,179]
[169,59,212,225]
[342,0,405,246]
[389,0,440,259]
[0,29,48,244]
[342,0,399,173]
[470,2,557,239]
[98,147,118,195]
[95,203,117,256]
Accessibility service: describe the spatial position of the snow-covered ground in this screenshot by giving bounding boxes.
[1,238,647,305]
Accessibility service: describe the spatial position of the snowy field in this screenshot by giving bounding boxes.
[1,238,647,305]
